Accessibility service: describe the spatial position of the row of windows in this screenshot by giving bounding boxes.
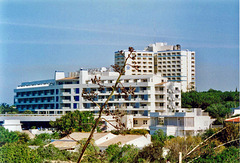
[133,61,154,65]
[133,120,148,125]
[158,56,181,60]
[83,102,148,109]
[157,52,181,56]
[17,104,54,110]
[158,61,181,64]
[16,90,54,97]
[57,81,79,85]
[86,79,149,84]
[132,70,153,73]
[158,66,181,69]
[17,97,54,103]
[158,71,181,75]
[134,53,153,56]
[136,57,153,60]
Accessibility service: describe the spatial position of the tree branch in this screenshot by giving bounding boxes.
[77,48,134,163]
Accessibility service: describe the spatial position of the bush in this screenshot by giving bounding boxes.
[111,129,148,135]
[0,143,42,163]
[0,127,19,146]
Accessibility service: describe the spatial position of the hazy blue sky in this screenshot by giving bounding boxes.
[0,0,239,104]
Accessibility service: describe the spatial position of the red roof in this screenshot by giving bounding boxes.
[225,116,240,123]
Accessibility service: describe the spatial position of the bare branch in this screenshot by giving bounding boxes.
[77,47,135,163]
[183,127,226,160]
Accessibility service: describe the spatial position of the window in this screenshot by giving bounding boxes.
[143,120,148,124]
[134,120,138,125]
[74,96,79,101]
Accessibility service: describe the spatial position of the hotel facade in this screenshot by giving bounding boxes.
[115,42,195,92]
[14,69,181,116]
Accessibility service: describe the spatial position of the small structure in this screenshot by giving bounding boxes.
[231,107,240,116]
[50,132,151,151]
[150,108,214,136]
[2,120,22,132]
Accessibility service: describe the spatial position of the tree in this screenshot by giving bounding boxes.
[15,131,30,144]
[0,127,19,146]
[37,144,75,162]
[206,103,231,124]
[50,110,95,135]
[193,146,240,163]
[23,110,33,114]
[0,143,42,163]
[164,136,202,162]
[28,132,60,146]
[151,129,168,144]
[135,141,164,162]
[105,143,139,163]
[77,47,138,162]
[0,103,18,114]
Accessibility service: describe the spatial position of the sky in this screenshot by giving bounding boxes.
[0,0,239,104]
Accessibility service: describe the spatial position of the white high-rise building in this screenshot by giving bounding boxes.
[115,42,196,92]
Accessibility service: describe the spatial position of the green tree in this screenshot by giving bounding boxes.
[50,110,95,135]
[28,133,59,146]
[0,103,18,114]
[23,110,33,114]
[135,141,164,162]
[194,146,240,163]
[37,144,75,161]
[15,131,30,144]
[0,143,42,163]
[105,143,139,163]
[206,103,231,124]
[151,129,168,144]
[0,127,19,146]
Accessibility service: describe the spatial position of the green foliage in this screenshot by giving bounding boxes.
[0,103,18,114]
[182,90,239,124]
[78,139,102,163]
[135,141,164,162]
[194,146,240,163]
[23,110,33,114]
[182,89,239,110]
[0,127,19,146]
[205,103,231,124]
[15,131,30,144]
[165,136,202,162]
[0,143,42,163]
[37,144,75,161]
[105,143,139,163]
[129,129,149,135]
[50,110,95,135]
[28,133,59,146]
[151,129,168,143]
[111,129,149,135]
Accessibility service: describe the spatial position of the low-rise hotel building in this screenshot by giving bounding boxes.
[14,69,181,116]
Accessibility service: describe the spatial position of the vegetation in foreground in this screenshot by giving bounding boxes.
[0,122,239,162]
